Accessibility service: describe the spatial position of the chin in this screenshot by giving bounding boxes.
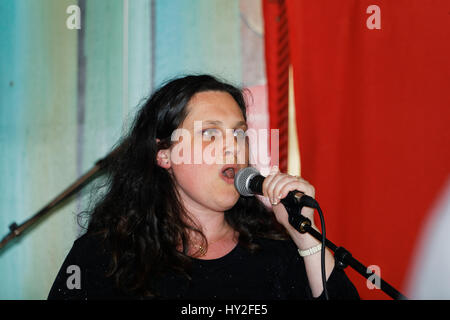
[214,193,240,211]
[227,196,241,210]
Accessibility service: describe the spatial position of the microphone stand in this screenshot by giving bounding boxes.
[282,191,408,300]
[0,146,121,251]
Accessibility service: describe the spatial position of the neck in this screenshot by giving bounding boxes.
[174,183,233,240]
[183,201,232,242]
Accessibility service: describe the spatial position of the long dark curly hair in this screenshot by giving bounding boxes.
[85,74,288,298]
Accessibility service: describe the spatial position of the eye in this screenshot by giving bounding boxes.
[233,128,246,139]
[202,128,220,139]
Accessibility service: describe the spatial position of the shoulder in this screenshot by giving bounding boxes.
[72,232,106,252]
[54,231,112,284]
[68,232,110,266]
[47,232,115,300]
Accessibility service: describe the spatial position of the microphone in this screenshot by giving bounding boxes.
[234,167,319,209]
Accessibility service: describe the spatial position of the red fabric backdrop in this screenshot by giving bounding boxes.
[263,0,450,299]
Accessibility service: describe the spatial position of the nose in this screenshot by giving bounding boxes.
[223,130,246,164]
[223,136,237,158]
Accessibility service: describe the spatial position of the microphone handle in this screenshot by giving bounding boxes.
[249,175,318,209]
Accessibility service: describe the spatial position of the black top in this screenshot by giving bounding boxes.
[48,233,359,300]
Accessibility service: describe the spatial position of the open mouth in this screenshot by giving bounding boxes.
[222,167,236,179]
[220,165,238,183]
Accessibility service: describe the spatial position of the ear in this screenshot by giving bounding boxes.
[156,149,171,169]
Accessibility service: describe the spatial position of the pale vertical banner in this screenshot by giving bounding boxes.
[288,66,301,176]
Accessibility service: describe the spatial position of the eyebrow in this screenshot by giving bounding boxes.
[202,120,247,128]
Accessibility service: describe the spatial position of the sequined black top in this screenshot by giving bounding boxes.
[48,233,359,300]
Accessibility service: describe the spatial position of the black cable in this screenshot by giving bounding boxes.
[316,205,329,300]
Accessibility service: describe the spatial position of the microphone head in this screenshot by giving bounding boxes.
[234,166,260,196]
